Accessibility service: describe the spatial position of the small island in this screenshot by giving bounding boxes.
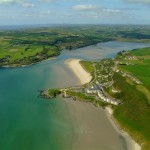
[40,47,150,150]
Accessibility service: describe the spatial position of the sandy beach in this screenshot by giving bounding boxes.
[64,99,129,150]
[64,58,141,150]
[65,59,92,85]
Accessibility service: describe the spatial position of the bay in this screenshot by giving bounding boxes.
[0,41,150,150]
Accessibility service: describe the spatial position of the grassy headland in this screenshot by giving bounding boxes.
[40,89,61,99]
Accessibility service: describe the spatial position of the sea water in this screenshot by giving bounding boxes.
[0,41,150,150]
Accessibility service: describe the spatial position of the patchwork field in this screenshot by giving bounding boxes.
[0,25,150,67]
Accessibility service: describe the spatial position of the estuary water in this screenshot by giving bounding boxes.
[0,41,150,150]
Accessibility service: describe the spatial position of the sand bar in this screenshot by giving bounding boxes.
[65,59,92,85]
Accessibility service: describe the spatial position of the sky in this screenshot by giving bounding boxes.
[0,0,150,25]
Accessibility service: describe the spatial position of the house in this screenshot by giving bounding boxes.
[110,100,119,105]
[86,85,100,94]
[98,92,105,99]
[106,98,111,103]
[112,88,120,93]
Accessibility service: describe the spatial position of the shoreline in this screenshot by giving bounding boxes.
[0,41,105,69]
[65,59,92,85]
[0,57,57,69]
[64,99,129,150]
[105,107,141,150]
[65,58,141,150]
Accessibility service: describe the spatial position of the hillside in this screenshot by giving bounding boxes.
[113,47,150,150]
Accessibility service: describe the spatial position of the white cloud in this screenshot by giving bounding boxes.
[124,0,150,4]
[40,10,52,14]
[73,5,98,11]
[72,4,121,14]
[39,0,55,3]
[0,0,23,4]
[103,8,120,13]
[23,10,52,18]
[0,0,35,8]
[24,13,33,17]
[23,3,35,8]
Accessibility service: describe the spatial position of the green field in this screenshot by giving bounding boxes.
[0,41,59,66]
[0,25,150,67]
[130,48,150,56]
[113,47,150,150]
[80,61,94,74]
[121,47,150,90]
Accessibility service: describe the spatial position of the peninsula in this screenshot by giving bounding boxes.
[41,47,150,150]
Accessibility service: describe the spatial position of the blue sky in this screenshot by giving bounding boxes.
[0,0,150,25]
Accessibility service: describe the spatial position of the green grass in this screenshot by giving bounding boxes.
[67,90,95,102]
[0,42,59,66]
[130,47,150,56]
[80,61,94,74]
[122,65,150,77]
[121,47,150,91]
[113,47,150,149]
[0,45,57,59]
[66,90,107,107]
[138,77,150,92]
[112,73,150,149]
[48,89,61,97]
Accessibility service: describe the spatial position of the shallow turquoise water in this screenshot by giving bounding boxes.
[0,41,150,150]
[0,66,74,150]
